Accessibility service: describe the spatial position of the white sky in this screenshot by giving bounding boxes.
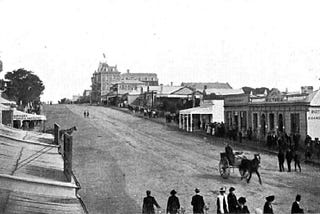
[1,0,320,103]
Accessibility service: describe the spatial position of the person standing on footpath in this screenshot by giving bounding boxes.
[263,195,275,214]
[142,190,161,214]
[293,150,301,172]
[166,189,180,214]
[278,149,285,172]
[191,188,205,214]
[291,194,304,213]
[217,187,229,214]
[286,148,293,172]
[227,187,238,213]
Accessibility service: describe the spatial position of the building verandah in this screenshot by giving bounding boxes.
[224,88,318,144]
[179,100,224,132]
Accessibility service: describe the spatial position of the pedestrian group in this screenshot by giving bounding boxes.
[142,188,304,214]
[83,110,89,118]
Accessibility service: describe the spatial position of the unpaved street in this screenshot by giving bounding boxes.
[44,104,320,214]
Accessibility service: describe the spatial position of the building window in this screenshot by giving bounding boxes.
[290,113,300,134]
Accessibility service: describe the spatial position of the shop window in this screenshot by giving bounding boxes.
[226,111,232,129]
[278,114,284,132]
[261,114,266,136]
[290,113,300,134]
[234,113,239,131]
[269,113,275,131]
[253,113,258,131]
[240,111,247,130]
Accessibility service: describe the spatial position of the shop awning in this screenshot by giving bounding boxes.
[179,105,214,114]
[0,97,16,105]
[13,110,46,121]
[0,104,46,121]
[179,100,224,123]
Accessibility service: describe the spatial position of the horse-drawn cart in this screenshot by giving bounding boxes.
[219,150,262,184]
[219,151,247,179]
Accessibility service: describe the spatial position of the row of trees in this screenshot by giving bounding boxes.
[1,68,45,108]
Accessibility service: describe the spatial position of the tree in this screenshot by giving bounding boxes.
[3,68,45,106]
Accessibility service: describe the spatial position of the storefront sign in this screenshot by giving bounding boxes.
[307,107,320,138]
[224,95,249,106]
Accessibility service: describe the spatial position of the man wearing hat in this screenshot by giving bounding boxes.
[217,187,229,214]
[142,190,161,214]
[291,194,304,214]
[166,189,180,214]
[263,195,275,214]
[191,188,205,214]
[237,197,250,213]
[227,187,238,213]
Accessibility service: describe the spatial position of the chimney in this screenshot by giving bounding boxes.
[127,69,130,73]
[170,82,173,86]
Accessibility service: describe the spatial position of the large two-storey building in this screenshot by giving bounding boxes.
[91,61,158,104]
[91,62,121,103]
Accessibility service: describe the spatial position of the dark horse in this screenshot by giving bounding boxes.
[239,153,262,185]
[59,126,77,139]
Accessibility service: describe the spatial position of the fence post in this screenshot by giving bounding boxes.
[63,133,73,182]
[54,123,60,145]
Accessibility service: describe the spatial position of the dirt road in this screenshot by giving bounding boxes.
[43,104,320,214]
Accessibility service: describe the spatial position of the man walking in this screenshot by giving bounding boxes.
[278,149,285,172]
[263,195,275,214]
[286,148,293,172]
[142,190,161,214]
[191,188,205,214]
[166,189,180,214]
[293,150,301,172]
[227,187,238,213]
[217,187,229,214]
[291,194,304,213]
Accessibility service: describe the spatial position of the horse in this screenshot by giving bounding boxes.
[59,126,77,139]
[239,153,262,185]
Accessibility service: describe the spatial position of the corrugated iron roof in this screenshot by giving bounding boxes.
[0,126,85,214]
[0,124,53,144]
[181,82,232,90]
[205,88,244,96]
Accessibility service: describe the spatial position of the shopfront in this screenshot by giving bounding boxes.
[224,94,250,133]
[224,88,320,143]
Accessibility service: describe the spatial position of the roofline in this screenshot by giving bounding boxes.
[249,101,309,106]
[0,173,77,189]
[0,134,57,148]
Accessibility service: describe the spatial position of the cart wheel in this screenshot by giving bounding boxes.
[219,158,230,179]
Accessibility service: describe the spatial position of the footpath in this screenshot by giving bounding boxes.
[111,106,320,168]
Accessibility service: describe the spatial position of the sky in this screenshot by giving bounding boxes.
[1,0,320,103]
